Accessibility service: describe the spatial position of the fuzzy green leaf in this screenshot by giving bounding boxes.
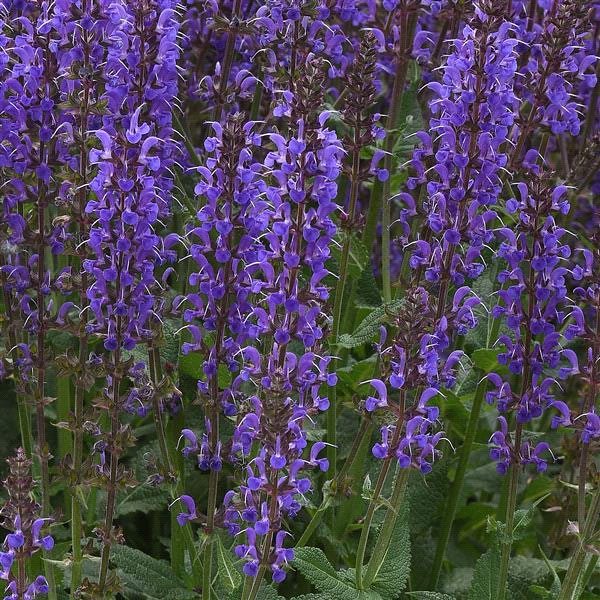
[371,501,411,599]
[331,233,370,281]
[292,548,383,600]
[407,594,457,600]
[355,265,382,309]
[111,545,196,600]
[216,537,242,593]
[115,482,170,517]
[467,544,501,600]
[338,300,404,349]
[471,348,500,373]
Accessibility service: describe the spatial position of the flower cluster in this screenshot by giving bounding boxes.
[487,174,575,472]
[85,0,181,352]
[406,1,518,286]
[0,449,53,600]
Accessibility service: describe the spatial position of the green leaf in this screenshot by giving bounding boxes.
[178,350,202,380]
[467,543,501,600]
[331,233,370,281]
[336,357,377,393]
[216,537,242,593]
[334,423,373,537]
[355,265,382,309]
[408,456,450,534]
[540,548,561,600]
[407,594,457,600]
[487,495,549,544]
[371,501,411,599]
[292,547,382,600]
[471,349,500,373]
[338,300,405,349]
[111,545,196,600]
[159,319,182,365]
[115,482,170,517]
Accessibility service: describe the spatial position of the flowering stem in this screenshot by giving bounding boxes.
[557,485,600,600]
[243,475,279,600]
[580,61,600,151]
[149,346,172,475]
[428,276,504,589]
[362,467,409,589]
[35,143,57,600]
[213,0,242,123]
[578,296,599,527]
[362,179,381,261]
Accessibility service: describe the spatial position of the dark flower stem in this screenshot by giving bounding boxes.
[497,227,538,600]
[578,294,599,527]
[71,13,92,591]
[213,0,242,123]
[329,126,362,479]
[98,338,122,594]
[496,421,523,600]
[1,280,33,458]
[35,130,57,600]
[381,8,419,303]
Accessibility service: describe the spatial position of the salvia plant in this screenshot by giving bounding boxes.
[0,0,599,599]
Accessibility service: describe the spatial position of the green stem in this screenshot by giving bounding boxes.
[98,334,122,595]
[428,283,504,589]
[428,377,487,589]
[355,454,395,588]
[296,419,372,548]
[203,468,219,599]
[70,499,83,600]
[168,411,186,579]
[558,486,600,600]
[241,575,254,598]
[361,468,410,589]
[578,555,599,595]
[496,422,523,600]
[16,398,33,458]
